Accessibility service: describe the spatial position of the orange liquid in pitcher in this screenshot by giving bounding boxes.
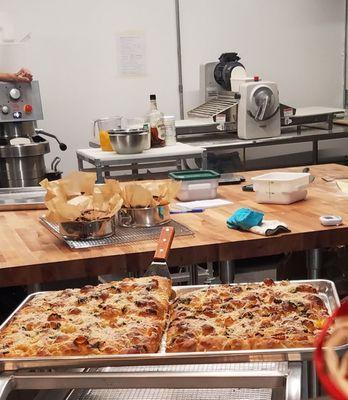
[99,130,113,151]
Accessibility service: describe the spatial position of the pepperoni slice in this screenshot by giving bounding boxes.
[295,284,317,294]
[68,308,81,315]
[73,336,89,346]
[47,313,62,321]
[80,285,94,294]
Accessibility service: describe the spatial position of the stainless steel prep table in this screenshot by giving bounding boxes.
[76,143,207,182]
[179,125,348,167]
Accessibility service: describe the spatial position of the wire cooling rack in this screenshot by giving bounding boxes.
[66,363,286,400]
[39,217,194,249]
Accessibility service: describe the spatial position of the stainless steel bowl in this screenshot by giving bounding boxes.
[108,129,149,154]
[118,204,170,227]
[59,218,115,240]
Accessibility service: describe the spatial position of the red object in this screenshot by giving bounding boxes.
[315,301,348,400]
[23,104,33,114]
[254,76,260,82]
[150,127,165,147]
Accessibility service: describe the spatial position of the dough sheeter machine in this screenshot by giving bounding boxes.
[183,52,343,140]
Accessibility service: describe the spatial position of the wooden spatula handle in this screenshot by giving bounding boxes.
[154,226,175,261]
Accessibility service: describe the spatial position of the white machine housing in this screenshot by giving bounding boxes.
[201,61,251,101]
[237,81,280,140]
[190,53,281,139]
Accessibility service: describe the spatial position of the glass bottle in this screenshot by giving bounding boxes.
[145,94,165,147]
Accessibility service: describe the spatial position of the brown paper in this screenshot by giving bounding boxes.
[121,183,154,208]
[60,171,96,197]
[40,172,123,223]
[120,180,181,208]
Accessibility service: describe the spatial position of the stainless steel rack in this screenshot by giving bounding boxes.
[0,362,302,400]
[40,217,194,249]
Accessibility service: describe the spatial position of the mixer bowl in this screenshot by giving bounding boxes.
[108,129,149,154]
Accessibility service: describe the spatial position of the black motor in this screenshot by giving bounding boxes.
[213,52,245,91]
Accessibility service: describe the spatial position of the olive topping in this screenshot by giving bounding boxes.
[77,297,88,305]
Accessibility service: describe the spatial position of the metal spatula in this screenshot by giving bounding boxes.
[144,226,174,279]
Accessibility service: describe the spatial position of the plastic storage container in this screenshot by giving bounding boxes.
[163,115,177,146]
[251,172,310,204]
[169,170,221,201]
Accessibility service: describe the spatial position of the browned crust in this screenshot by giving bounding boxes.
[166,279,329,352]
[0,276,172,357]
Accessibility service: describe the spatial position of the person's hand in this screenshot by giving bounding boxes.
[14,68,33,82]
[0,69,33,83]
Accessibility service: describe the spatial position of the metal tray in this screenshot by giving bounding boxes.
[0,279,343,372]
[0,187,46,211]
[40,217,193,249]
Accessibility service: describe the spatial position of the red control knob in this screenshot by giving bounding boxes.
[24,104,33,114]
[254,76,260,82]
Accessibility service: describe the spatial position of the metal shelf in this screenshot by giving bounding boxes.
[0,362,302,400]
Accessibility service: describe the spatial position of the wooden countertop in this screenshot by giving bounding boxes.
[1,163,348,287]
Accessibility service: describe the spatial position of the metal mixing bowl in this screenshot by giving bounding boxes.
[108,129,149,154]
[118,204,170,227]
[59,218,115,240]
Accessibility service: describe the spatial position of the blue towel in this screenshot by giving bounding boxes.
[227,208,264,231]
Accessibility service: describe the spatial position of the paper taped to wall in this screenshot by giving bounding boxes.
[117,32,146,77]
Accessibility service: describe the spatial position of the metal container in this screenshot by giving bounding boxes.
[59,218,115,240]
[118,205,170,227]
[108,129,149,154]
[0,82,56,188]
[0,140,50,188]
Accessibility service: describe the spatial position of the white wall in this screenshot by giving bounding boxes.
[0,0,346,173]
[0,0,179,173]
[180,0,345,113]
[179,0,346,162]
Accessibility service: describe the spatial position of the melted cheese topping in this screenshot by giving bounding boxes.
[166,280,329,352]
[0,276,172,357]
[0,278,330,357]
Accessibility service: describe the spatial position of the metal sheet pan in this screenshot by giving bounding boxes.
[0,187,46,211]
[0,279,343,372]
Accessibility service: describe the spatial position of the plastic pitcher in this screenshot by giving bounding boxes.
[93,116,122,151]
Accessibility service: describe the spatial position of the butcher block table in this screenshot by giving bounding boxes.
[0,163,348,288]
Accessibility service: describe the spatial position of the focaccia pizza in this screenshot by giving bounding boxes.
[166,279,329,352]
[0,276,171,357]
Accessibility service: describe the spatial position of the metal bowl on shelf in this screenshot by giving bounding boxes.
[108,128,149,154]
[59,218,115,240]
[118,204,170,227]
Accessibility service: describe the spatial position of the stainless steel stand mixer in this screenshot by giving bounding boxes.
[0,81,66,187]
